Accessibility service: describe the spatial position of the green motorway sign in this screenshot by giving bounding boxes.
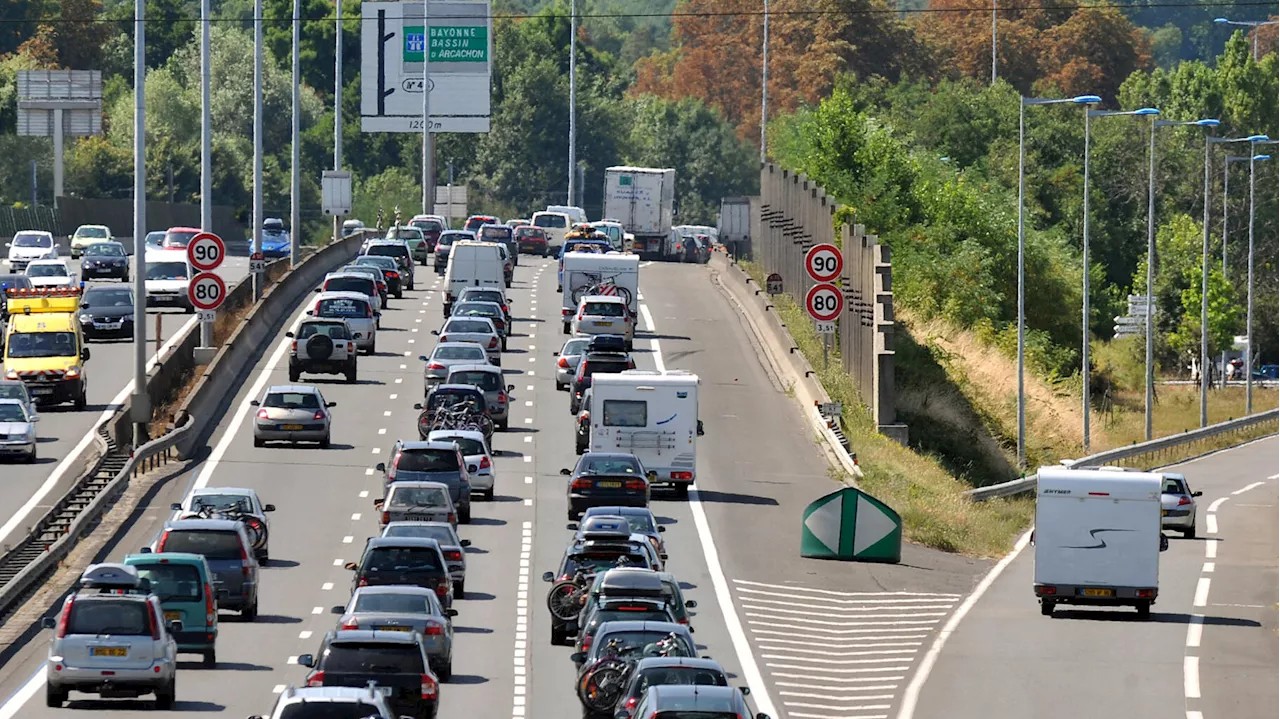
[800,486,902,563]
[403,25,489,63]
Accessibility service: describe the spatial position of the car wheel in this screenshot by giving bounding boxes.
[672,484,690,499]
[501,339,508,352]
[254,436,265,448]
[345,361,358,384]
[575,443,585,455]
[483,488,494,501]
[26,444,37,463]
[625,340,634,352]
[498,418,508,431]
[320,434,331,449]
[453,582,465,600]
[551,625,567,645]
[556,382,566,391]
[154,677,176,710]
[202,649,217,668]
[368,339,377,355]
[562,322,570,335]
[44,683,66,708]
[1183,526,1196,539]
[74,388,87,411]
[288,366,300,382]
[1039,599,1054,616]
[437,658,453,681]
[397,291,404,299]
[408,280,416,290]
[1135,600,1151,619]
[242,600,259,621]
[460,506,472,524]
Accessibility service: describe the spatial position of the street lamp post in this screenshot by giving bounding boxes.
[1017,94,1101,468]
[760,0,769,162]
[1090,106,1162,440]
[1214,17,1280,60]
[1245,141,1277,412]
[1153,118,1220,427]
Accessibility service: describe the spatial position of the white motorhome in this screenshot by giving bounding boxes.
[560,252,639,333]
[443,241,505,316]
[546,205,587,224]
[1033,467,1168,618]
[588,370,703,498]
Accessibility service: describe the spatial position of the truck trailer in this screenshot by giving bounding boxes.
[602,167,675,261]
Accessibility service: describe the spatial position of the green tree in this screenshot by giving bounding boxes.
[352,167,421,228]
[1169,266,1237,359]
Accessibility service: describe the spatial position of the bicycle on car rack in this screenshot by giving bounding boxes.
[575,633,690,713]
[183,505,269,555]
[570,273,634,306]
[416,401,495,440]
[545,555,641,621]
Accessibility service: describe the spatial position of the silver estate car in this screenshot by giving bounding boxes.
[422,342,490,388]
[337,585,456,678]
[377,481,457,528]
[1160,473,1202,538]
[381,521,471,597]
[572,295,634,348]
[433,317,502,366]
[444,364,514,430]
[251,385,336,448]
[0,397,38,462]
[553,337,592,391]
[42,564,179,709]
[252,685,399,719]
[309,291,379,354]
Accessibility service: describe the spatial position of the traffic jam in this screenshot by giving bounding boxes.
[20,213,770,719]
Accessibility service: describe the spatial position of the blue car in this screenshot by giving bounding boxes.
[259,218,291,258]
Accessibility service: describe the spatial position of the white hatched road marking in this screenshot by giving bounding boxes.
[752,624,935,636]
[735,580,960,599]
[747,614,941,627]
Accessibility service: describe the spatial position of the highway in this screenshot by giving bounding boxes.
[0,256,988,719]
[903,438,1279,719]
[0,257,249,554]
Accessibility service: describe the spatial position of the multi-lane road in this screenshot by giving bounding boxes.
[0,257,249,553]
[0,254,1273,719]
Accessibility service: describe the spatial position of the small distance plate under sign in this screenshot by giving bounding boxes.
[196,309,216,323]
[818,402,843,418]
[814,320,836,334]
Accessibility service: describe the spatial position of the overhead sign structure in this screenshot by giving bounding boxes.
[801,487,902,563]
[187,232,225,272]
[361,1,493,133]
[805,282,844,323]
[805,243,843,283]
[188,272,227,311]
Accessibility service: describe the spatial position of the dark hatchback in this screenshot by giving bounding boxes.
[569,351,637,414]
[345,537,454,610]
[79,286,136,340]
[298,630,440,719]
[410,218,444,256]
[614,657,737,719]
[433,231,473,273]
[561,453,652,520]
[543,541,655,644]
[417,384,492,443]
[575,597,677,658]
[79,241,130,281]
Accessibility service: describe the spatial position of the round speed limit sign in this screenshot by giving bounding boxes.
[805,243,843,283]
[187,232,226,272]
[188,271,227,311]
[805,282,844,322]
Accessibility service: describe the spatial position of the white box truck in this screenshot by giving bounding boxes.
[560,252,640,334]
[1033,467,1169,618]
[588,370,704,498]
[603,166,675,261]
[718,196,751,255]
[443,241,505,316]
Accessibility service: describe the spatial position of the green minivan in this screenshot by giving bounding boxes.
[123,552,219,667]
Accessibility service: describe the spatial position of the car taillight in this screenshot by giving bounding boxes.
[671,472,693,480]
[571,478,592,491]
[558,357,569,368]
[436,579,449,596]
[623,315,631,323]
[488,337,498,349]
[577,309,585,321]
[501,305,509,313]
[443,550,462,561]
[625,479,646,490]
[581,634,593,653]
[625,697,638,710]
[439,335,448,342]
[678,617,688,624]
[205,583,216,625]
[257,409,269,419]
[340,618,359,630]
[55,597,74,638]
[424,622,445,636]
[291,340,297,352]
[1178,496,1192,506]
[347,341,355,353]
[563,308,572,318]
[306,671,325,687]
[479,455,491,470]
[427,362,445,370]
[496,392,507,404]
[381,511,390,524]
[148,601,161,639]
[388,271,400,279]
[358,577,369,587]
[420,673,438,699]
[313,410,325,420]
[240,545,251,579]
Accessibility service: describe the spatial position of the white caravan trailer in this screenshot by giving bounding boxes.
[588,370,703,498]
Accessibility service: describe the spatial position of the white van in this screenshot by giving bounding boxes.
[143,250,194,312]
[443,241,505,316]
[588,370,703,498]
[561,252,639,334]
[1033,467,1168,618]
[532,211,572,247]
[546,205,587,224]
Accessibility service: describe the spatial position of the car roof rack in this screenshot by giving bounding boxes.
[78,563,150,594]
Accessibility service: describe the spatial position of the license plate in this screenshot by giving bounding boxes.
[91,647,128,657]
[98,322,122,330]
[31,388,54,395]
[280,424,304,431]
[596,481,622,489]
[164,611,181,621]
[1079,588,1114,597]
[1162,509,1171,516]
[597,321,613,326]
[376,625,411,632]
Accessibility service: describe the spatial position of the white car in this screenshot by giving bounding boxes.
[308,291,378,353]
[24,259,75,288]
[5,231,58,272]
[144,250,193,311]
[427,429,495,500]
[171,486,276,562]
[0,398,38,463]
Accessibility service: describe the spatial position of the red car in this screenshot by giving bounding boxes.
[464,215,499,234]
[162,226,201,250]
[514,226,548,256]
[410,217,443,255]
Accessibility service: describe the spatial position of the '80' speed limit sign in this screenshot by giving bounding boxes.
[188,271,227,311]
[805,282,844,323]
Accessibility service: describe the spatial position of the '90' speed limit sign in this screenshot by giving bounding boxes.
[188,271,227,311]
[805,282,844,322]
[805,243,843,283]
[187,232,225,272]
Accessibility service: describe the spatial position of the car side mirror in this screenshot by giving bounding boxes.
[739,686,750,695]
[331,605,344,614]
[1192,491,1203,497]
[685,600,697,608]
[657,525,666,533]
[430,330,440,336]
[248,715,267,719]
[373,499,384,508]
[446,609,459,617]
[507,384,515,392]
[757,713,771,719]
[343,562,358,571]
[570,651,587,663]
[326,401,337,408]
[615,712,629,719]
[313,288,321,293]
[263,504,276,512]
[375,311,382,317]
[296,654,315,668]
[552,351,559,356]
[418,355,429,362]
[249,400,260,407]
[460,539,471,547]
[139,546,153,554]
[30,415,39,422]
[566,523,578,531]
[80,302,89,309]
[170,503,182,511]
[41,616,56,629]
[305,310,314,316]
[697,420,704,436]
[542,571,555,583]
[1160,535,1169,552]
[647,471,657,481]
[375,463,386,472]
[285,331,295,338]
[560,468,572,476]
[80,347,91,361]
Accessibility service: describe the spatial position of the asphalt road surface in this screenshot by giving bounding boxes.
[906,437,1278,719]
[0,257,1003,719]
[0,257,249,553]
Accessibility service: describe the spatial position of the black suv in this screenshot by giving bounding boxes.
[298,630,439,719]
[569,351,636,414]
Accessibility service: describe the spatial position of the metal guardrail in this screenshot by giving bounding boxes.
[0,415,192,622]
[965,409,1279,501]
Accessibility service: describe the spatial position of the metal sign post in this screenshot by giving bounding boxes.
[130,1,149,448]
[16,70,103,206]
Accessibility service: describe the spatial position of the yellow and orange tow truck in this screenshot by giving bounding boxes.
[2,287,91,409]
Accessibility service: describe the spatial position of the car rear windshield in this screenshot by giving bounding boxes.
[433,346,486,361]
[448,371,502,392]
[654,712,736,719]
[454,303,500,318]
[445,320,492,334]
[357,256,398,269]
[366,245,409,258]
[396,448,459,472]
[131,563,202,602]
[589,608,670,627]
[326,277,375,294]
[436,435,486,456]
[568,553,647,575]
[321,643,424,674]
[279,703,385,719]
[363,547,444,573]
[584,359,631,377]
[426,391,484,413]
[386,228,424,240]
[0,275,32,289]
[1162,479,1188,494]
[354,592,434,614]
[515,227,545,238]
[85,244,125,256]
[66,600,152,636]
[594,631,693,660]
[388,485,450,508]
[161,529,244,560]
[164,230,197,247]
[317,298,369,318]
[385,525,455,545]
[480,227,512,241]
[438,234,463,246]
[27,263,67,277]
[534,214,567,229]
[460,290,503,303]
[636,667,728,692]
[298,322,350,339]
[264,392,321,409]
[584,302,626,317]
[147,262,189,280]
[411,220,443,233]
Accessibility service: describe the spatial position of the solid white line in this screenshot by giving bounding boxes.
[1232,481,1263,495]
[0,671,42,719]
[895,529,1032,719]
[1185,615,1204,647]
[1184,656,1201,698]
[639,303,665,373]
[1206,515,1219,534]
[735,581,961,598]
[1207,497,1229,512]
[1193,577,1211,607]
[0,316,197,543]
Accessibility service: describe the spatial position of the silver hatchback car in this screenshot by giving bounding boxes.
[337,585,456,678]
[1160,473,1202,538]
[444,364,514,431]
[553,337,592,391]
[42,564,180,709]
[251,385,336,448]
[422,342,490,388]
[572,295,634,348]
